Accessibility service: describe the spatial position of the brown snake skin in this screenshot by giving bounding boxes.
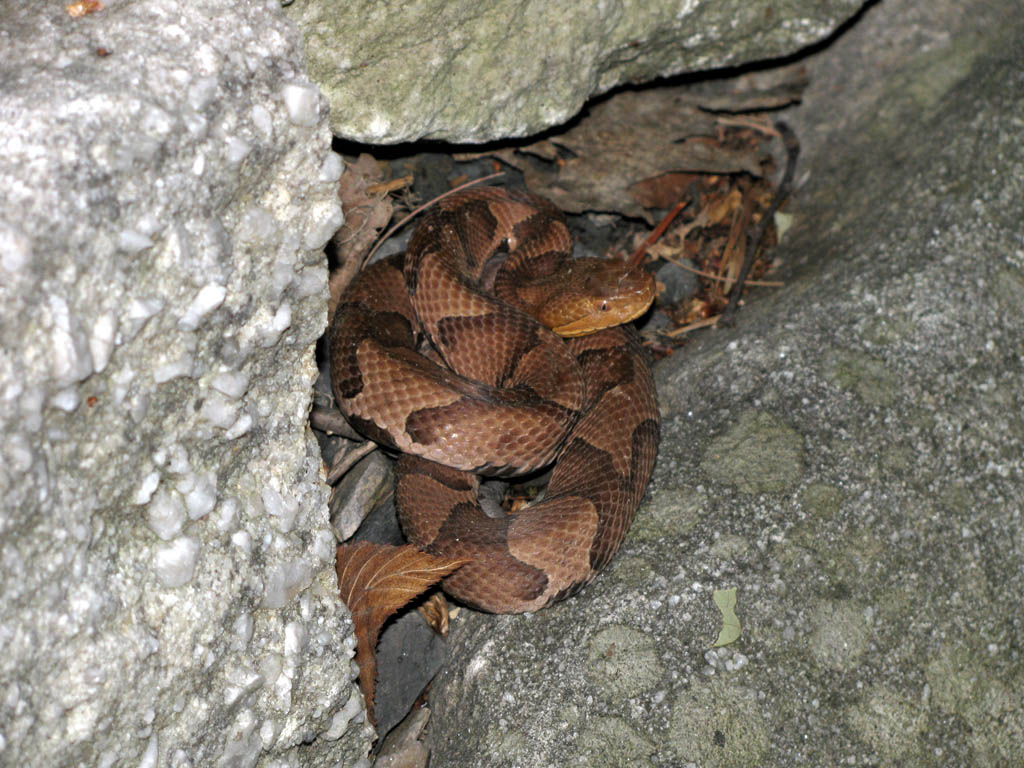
[329,187,659,612]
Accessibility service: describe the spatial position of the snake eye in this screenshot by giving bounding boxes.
[600,301,609,312]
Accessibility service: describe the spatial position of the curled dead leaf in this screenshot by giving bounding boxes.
[336,542,467,725]
[329,154,395,318]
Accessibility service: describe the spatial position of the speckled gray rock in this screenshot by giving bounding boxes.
[0,2,370,766]
[426,1,1024,765]
[285,0,865,143]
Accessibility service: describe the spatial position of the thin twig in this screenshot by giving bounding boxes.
[714,114,781,138]
[630,199,689,267]
[361,171,506,268]
[310,408,363,440]
[326,441,377,486]
[366,175,413,196]
[661,253,783,287]
[664,315,721,337]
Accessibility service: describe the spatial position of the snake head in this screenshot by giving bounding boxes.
[541,259,656,338]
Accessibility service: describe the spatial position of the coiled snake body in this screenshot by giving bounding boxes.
[330,187,659,612]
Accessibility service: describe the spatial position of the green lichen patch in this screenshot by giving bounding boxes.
[822,350,901,408]
[629,484,708,540]
[846,685,927,763]
[806,599,870,671]
[577,716,657,768]
[666,679,771,767]
[586,624,663,699]
[925,642,1024,767]
[700,410,805,495]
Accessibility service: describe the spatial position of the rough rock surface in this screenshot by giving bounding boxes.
[285,0,866,143]
[0,2,371,766]
[426,1,1024,765]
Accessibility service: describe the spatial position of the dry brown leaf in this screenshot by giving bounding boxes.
[629,172,703,210]
[417,592,451,637]
[329,154,395,318]
[67,0,103,17]
[336,542,467,725]
[472,87,771,223]
[704,187,744,228]
[718,187,756,295]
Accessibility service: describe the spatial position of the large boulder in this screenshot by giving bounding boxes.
[0,2,371,765]
[285,0,865,143]
[424,1,1024,765]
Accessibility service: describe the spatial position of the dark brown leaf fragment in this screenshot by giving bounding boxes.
[329,154,395,318]
[336,541,467,725]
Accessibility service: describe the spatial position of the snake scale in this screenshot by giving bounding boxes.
[329,187,659,613]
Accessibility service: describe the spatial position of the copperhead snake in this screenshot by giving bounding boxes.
[329,187,660,613]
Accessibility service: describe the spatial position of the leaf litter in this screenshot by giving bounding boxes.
[456,66,806,343]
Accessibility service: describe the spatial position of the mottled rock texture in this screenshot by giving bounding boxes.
[425,1,1024,765]
[286,0,865,143]
[0,2,371,766]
